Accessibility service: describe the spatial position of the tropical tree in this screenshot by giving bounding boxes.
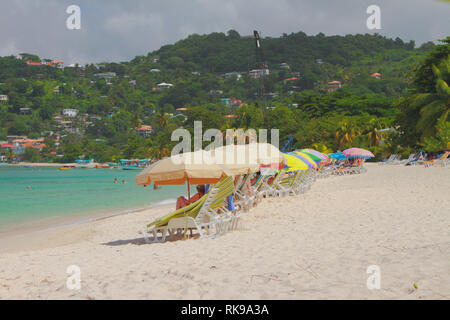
[366,117,390,146]
[335,119,358,148]
[157,111,170,129]
[422,117,450,152]
[413,57,450,139]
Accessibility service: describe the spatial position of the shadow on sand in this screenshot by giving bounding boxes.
[102,234,200,246]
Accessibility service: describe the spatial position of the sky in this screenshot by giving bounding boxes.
[0,0,449,65]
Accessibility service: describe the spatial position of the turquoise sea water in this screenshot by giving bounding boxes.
[0,166,189,233]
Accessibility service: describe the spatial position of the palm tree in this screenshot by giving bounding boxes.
[158,112,170,129]
[335,120,357,148]
[412,57,450,139]
[366,118,389,147]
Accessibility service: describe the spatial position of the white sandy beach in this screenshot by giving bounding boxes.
[0,163,449,300]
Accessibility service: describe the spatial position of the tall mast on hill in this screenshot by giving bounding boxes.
[253,30,266,69]
[253,30,269,104]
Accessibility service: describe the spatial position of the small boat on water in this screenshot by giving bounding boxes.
[59,167,73,170]
[75,158,96,169]
[95,164,111,169]
[120,159,151,170]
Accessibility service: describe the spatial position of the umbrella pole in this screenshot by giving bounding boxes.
[187,178,191,201]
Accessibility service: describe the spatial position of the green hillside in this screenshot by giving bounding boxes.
[0,31,448,163]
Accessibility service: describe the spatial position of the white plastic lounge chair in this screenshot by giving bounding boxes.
[140,176,235,243]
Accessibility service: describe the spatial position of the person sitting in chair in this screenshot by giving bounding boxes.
[176,184,205,210]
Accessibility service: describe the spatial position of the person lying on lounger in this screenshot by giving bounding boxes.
[176,184,205,209]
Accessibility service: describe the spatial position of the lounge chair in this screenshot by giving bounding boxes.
[424,151,450,168]
[233,173,252,212]
[140,176,235,243]
[334,159,358,175]
[394,153,415,165]
[288,170,311,196]
[257,170,286,198]
[273,171,298,197]
[235,172,265,211]
[379,154,396,165]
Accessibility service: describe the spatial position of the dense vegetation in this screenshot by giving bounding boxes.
[0,31,448,162]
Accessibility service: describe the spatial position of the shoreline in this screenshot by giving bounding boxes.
[0,198,177,252]
[1,162,79,167]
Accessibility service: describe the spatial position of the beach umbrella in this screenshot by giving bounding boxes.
[295,149,322,163]
[290,151,318,169]
[211,142,287,169]
[209,144,260,176]
[300,148,330,162]
[328,152,346,160]
[250,142,287,166]
[286,152,315,169]
[282,153,309,171]
[135,150,229,187]
[343,148,375,158]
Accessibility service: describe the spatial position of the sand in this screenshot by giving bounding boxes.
[5,162,79,167]
[0,163,449,300]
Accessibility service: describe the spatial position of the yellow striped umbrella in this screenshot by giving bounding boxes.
[282,153,309,171]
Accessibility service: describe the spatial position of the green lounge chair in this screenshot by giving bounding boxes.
[140,176,235,243]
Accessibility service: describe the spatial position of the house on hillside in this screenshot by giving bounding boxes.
[94,72,116,83]
[221,98,245,108]
[284,77,298,83]
[46,60,64,68]
[11,138,46,153]
[137,125,153,138]
[19,108,31,115]
[222,72,242,80]
[371,73,382,79]
[62,108,79,118]
[0,94,8,101]
[1,143,18,152]
[176,107,188,114]
[249,68,269,79]
[150,69,161,73]
[156,82,174,90]
[327,80,342,92]
[208,90,223,95]
[26,61,42,66]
